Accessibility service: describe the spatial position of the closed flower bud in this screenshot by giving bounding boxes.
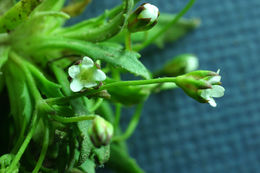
[154,54,199,77]
[88,116,114,148]
[127,3,159,33]
[175,70,225,107]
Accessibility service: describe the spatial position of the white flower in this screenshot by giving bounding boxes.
[138,3,159,22]
[68,56,106,92]
[199,70,225,107]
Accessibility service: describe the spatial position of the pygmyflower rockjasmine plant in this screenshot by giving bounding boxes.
[0,0,222,172]
[68,56,106,92]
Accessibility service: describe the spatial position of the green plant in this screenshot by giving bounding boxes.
[0,0,224,172]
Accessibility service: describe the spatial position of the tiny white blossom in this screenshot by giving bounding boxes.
[199,70,225,107]
[200,85,225,107]
[68,56,106,92]
[138,3,159,22]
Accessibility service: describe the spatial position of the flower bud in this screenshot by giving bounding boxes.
[175,70,225,107]
[154,54,199,77]
[88,116,114,148]
[127,3,159,33]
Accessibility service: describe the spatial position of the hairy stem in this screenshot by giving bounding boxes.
[46,77,177,105]
[50,114,96,123]
[32,126,49,173]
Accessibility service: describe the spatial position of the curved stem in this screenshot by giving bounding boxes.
[32,126,49,173]
[7,109,38,173]
[114,104,122,132]
[89,98,104,113]
[125,30,132,50]
[50,114,96,123]
[134,0,196,51]
[46,77,177,105]
[112,103,143,142]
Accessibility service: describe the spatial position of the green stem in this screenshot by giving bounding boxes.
[125,30,132,50]
[46,77,177,105]
[114,104,122,132]
[89,98,104,113]
[7,110,38,173]
[112,103,143,142]
[134,0,196,51]
[32,126,49,173]
[50,114,96,123]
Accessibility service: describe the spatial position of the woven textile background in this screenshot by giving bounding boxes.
[69,0,260,172]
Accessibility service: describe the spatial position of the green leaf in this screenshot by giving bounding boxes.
[0,0,15,15]
[78,159,95,173]
[0,0,43,33]
[92,145,110,165]
[25,60,63,97]
[35,38,151,79]
[5,60,32,131]
[58,0,134,42]
[0,46,9,70]
[34,0,65,12]
[108,144,144,173]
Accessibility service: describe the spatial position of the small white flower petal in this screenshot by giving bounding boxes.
[208,97,217,107]
[208,76,221,84]
[210,85,225,98]
[82,56,94,68]
[216,69,220,74]
[84,82,98,88]
[68,65,80,78]
[70,79,84,92]
[139,3,159,22]
[200,89,210,100]
[93,69,106,81]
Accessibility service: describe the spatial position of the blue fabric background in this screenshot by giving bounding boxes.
[70,0,260,172]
